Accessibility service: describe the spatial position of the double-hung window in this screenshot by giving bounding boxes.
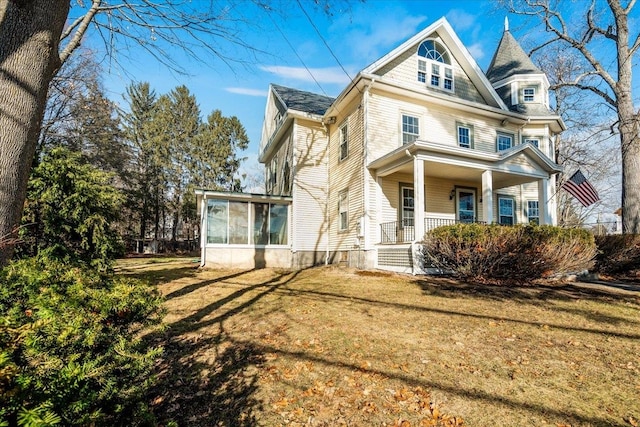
[402,114,420,144]
[417,39,454,92]
[527,200,539,224]
[339,123,349,161]
[523,87,536,102]
[338,190,348,231]
[457,122,473,148]
[498,196,515,225]
[497,132,513,151]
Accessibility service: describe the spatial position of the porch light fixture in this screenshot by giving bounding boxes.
[449,188,455,200]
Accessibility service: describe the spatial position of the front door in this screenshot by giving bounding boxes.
[456,188,476,223]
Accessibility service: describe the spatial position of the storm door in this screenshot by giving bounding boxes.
[456,188,476,223]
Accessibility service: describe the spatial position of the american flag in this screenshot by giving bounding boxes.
[561,170,600,207]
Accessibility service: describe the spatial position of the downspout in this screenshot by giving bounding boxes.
[362,79,375,268]
[322,121,330,265]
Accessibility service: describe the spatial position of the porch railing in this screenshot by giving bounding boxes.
[379,217,485,244]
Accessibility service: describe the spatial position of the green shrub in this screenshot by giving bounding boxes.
[594,234,640,275]
[17,147,125,272]
[422,224,596,283]
[0,255,164,426]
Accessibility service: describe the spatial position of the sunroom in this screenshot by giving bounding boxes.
[195,190,292,269]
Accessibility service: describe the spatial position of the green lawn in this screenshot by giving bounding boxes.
[118,259,640,427]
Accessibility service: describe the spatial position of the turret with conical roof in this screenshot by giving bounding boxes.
[486,18,544,83]
[486,17,552,116]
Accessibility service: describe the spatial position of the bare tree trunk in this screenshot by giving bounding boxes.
[612,3,640,233]
[0,0,69,265]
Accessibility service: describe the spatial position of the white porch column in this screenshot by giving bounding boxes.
[538,177,551,225]
[482,170,493,224]
[548,175,557,225]
[413,156,425,241]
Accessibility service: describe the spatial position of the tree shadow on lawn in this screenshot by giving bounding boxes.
[143,270,301,426]
[413,275,640,306]
[246,340,630,427]
[118,265,200,286]
[147,333,264,427]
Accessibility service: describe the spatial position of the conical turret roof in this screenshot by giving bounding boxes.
[486,19,543,83]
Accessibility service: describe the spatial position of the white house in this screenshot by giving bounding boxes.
[196,17,565,274]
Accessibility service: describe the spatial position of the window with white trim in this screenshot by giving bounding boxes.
[523,87,536,102]
[338,189,349,231]
[523,137,540,148]
[457,122,473,148]
[527,200,539,224]
[497,132,513,151]
[417,39,453,92]
[402,114,420,144]
[339,123,348,161]
[498,196,515,225]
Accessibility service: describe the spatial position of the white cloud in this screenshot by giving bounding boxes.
[467,42,485,61]
[332,9,428,63]
[259,65,352,85]
[446,9,477,32]
[225,87,268,97]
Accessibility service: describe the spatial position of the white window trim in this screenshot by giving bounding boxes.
[401,113,420,145]
[456,122,473,149]
[498,196,516,225]
[416,39,454,92]
[497,132,514,151]
[338,189,349,231]
[523,87,536,102]
[523,137,540,148]
[418,58,454,92]
[526,200,539,224]
[339,122,349,161]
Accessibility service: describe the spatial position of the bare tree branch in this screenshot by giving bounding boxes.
[60,0,102,66]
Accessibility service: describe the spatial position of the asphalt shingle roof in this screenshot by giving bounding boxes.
[486,30,543,83]
[271,84,335,116]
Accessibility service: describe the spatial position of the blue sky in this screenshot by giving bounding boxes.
[77,1,540,180]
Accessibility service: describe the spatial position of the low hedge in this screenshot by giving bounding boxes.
[594,234,640,275]
[422,223,596,283]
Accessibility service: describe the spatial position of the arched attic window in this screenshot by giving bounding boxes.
[417,39,454,91]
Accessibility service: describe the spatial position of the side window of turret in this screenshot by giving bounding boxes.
[522,87,536,102]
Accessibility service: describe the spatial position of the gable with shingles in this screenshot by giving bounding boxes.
[362,17,507,110]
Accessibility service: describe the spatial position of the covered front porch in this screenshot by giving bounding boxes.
[370,140,563,245]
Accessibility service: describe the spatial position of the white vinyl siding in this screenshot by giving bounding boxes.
[292,120,328,252]
[329,99,364,251]
[367,94,520,160]
[374,40,485,103]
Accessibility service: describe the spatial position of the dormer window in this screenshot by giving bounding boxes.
[417,39,453,92]
[523,87,536,102]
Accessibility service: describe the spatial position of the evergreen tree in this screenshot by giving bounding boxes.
[121,82,162,245]
[18,147,124,270]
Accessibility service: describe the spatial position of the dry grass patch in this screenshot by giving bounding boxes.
[117,260,640,427]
